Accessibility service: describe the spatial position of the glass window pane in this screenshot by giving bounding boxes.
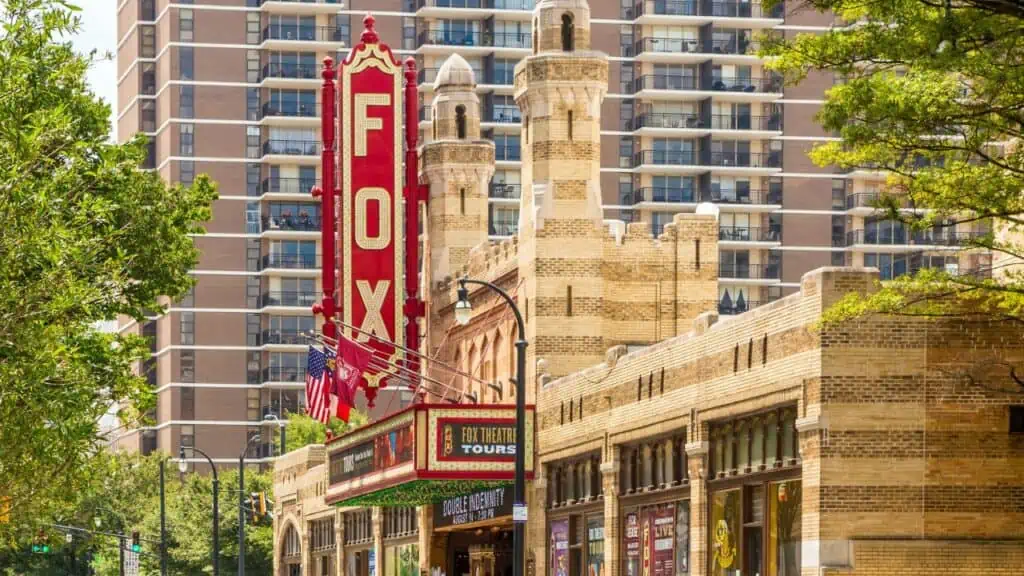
[768,481,802,576]
[709,490,740,576]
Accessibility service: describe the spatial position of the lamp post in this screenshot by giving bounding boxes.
[264,412,287,456]
[238,434,262,576]
[179,445,219,576]
[455,277,527,576]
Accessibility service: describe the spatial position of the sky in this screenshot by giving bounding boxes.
[74,0,118,132]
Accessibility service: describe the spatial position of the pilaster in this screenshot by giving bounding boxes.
[336,510,346,576]
[685,441,709,576]
[373,507,384,576]
[528,474,549,576]
[601,456,621,576]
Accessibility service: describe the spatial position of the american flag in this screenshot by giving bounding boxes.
[305,346,335,424]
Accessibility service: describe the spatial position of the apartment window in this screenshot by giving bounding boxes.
[246,12,261,45]
[246,126,260,159]
[179,9,194,41]
[140,99,156,132]
[620,0,633,19]
[493,133,520,161]
[403,17,416,50]
[180,160,195,186]
[267,89,317,117]
[179,124,194,156]
[180,350,195,383]
[831,179,846,210]
[246,239,260,272]
[141,63,156,95]
[179,46,194,80]
[179,425,195,457]
[246,50,260,83]
[140,0,156,21]
[831,215,845,248]
[181,386,195,420]
[620,99,634,131]
[247,277,261,309]
[246,88,260,122]
[247,163,261,196]
[246,313,261,347]
[179,85,194,118]
[831,251,846,266]
[337,14,352,46]
[620,24,633,57]
[489,206,519,237]
[620,62,634,94]
[180,311,195,345]
[618,137,633,168]
[246,201,260,234]
[143,139,157,169]
[140,25,156,58]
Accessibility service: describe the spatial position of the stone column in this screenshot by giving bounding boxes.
[663,439,675,486]
[685,441,709,576]
[373,507,384,576]
[302,512,312,576]
[601,452,621,576]
[566,463,575,504]
[641,444,653,490]
[419,504,433,573]
[583,460,593,501]
[336,510,346,576]
[528,475,549,576]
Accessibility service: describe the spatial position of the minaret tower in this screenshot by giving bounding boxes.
[422,54,496,283]
[515,0,609,380]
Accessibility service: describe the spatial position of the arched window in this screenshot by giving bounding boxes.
[561,13,574,52]
[493,329,506,401]
[455,104,467,139]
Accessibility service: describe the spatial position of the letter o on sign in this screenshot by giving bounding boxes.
[355,187,391,250]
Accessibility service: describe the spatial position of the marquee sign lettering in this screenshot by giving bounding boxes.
[433,485,514,529]
[339,17,405,394]
[328,422,414,485]
[438,419,517,461]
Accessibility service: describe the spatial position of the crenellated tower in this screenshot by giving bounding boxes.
[422,54,496,283]
[514,0,609,381]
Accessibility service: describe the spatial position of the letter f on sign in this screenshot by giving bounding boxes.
[355,94,391,157]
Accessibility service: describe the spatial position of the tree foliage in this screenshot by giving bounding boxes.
[285,411,368,453]
[763,0,1024,327]
[0,0,217,526]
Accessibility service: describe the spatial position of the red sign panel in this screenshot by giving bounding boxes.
[339,32,405,392]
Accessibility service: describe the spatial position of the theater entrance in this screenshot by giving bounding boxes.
[447,529,513,576]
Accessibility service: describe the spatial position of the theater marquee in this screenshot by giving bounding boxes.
[325,404,535,507]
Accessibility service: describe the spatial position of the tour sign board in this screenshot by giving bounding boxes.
[325,404,535,507]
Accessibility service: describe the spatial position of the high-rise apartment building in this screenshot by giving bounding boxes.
[115,0,989,463]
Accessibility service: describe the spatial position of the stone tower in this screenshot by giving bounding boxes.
[422,54,496,283]
[515,0,609,381]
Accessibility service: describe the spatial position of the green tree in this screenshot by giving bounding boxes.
[0,0,217,533]
[763,0,1024,331]
[285,411,368,453]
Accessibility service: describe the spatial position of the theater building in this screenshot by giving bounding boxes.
[274,2,1024,575]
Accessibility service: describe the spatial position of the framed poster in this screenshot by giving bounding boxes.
[550,520,569,576]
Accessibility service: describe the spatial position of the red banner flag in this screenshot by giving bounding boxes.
[333,336,372,421]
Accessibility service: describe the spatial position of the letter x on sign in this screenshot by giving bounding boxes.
[356,279,390,342]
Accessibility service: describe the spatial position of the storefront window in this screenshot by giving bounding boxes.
[385,543,418,576]
[768,481,801,576]
[587,518,604,576]
[709,490,740,576]
[551,520,569,576]
[674,502,689,574]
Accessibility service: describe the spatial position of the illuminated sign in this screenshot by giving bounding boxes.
[339,18,405,394]
[438,419,517,461]
[434,485,513,529]
[328,423,414,484]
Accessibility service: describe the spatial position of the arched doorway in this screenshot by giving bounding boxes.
[281,522,302,576]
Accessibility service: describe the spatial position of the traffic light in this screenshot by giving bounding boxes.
[257,492,267,516]
[249,492,259,521]
[31,530,49,554]
[131,531,141,553]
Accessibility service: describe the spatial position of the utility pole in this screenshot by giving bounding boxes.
[160,459,167,576]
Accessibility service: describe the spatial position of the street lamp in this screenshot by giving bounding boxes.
[264,412,287,456]
[238,433,261,576]
[455,278,528,576]
[179,445,220,576]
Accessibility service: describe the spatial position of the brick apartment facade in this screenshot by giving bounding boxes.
[115,0,993,464]
[268,4,1023,576]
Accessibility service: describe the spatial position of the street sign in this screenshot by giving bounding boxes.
[65,533,73,544]
[513,503,528,523]
[122,548,140,576]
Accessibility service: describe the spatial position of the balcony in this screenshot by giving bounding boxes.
[635,37,702,57]
[262,213,321,232]
[261,63,319,81]
[261,329,310,346]
[845,192,920,214]
[262,177,319,195]
[634,0,784,26]
[262,139,320,157]
[262,25,343,44]
[634,149,699,168]
[490,183,521,199]
[846,229,984,249]
[718,262,782,281]
[632,74,783,101]
[261,102,318,119]
[718,226,781,243]
[718,299,765,315]
[261,253,319,270]
[261,291,318,307]
[710,114,782,132]
[489,222,518,236]
[706,187,781,206]
[708,150,781,169]
[418,29,531,52]
[631,187,698,204]
[258,0,344,15]
[417,0,535,8]
[261,366,306,384]
[633,112,705,131]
